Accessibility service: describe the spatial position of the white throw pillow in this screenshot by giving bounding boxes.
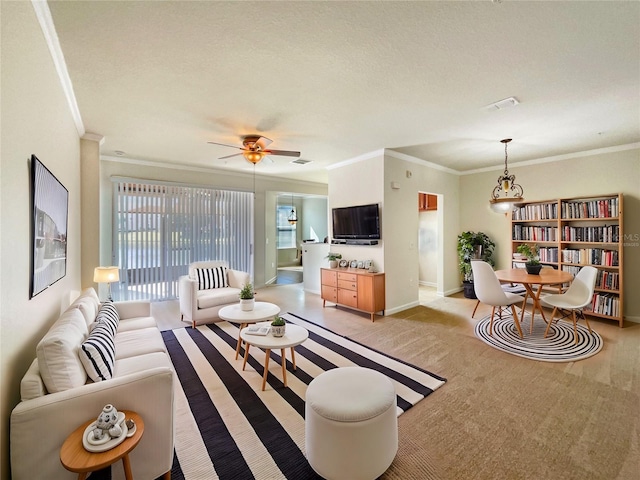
[79,322,115,382]
[196,266,228,290]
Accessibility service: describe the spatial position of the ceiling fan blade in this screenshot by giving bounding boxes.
[264,149,301,158]
[254,136,273,150]
[208,141,243,150]
[219,152,243,160]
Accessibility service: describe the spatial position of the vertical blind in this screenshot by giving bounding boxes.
[112,180,253,301]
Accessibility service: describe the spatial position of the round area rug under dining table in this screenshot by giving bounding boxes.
[474,313,603,362]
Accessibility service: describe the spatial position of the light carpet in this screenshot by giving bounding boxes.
[474,312,603,362]
[161,312,446,479]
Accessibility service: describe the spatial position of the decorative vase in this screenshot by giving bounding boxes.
[240,298,255,311]
[525,264,542,275]
[271,324,286,337]
[329,260,338,268]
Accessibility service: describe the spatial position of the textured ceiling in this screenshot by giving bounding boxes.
[48,1,640,183]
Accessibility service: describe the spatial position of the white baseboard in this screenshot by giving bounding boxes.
[419,281,437,287]
[386,300,421,316]
[624,315,639,324]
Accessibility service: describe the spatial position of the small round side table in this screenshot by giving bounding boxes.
[60,410,144,480]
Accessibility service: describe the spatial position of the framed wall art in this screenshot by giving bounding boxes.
[30,155,68,298]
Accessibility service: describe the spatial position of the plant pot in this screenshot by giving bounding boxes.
[329,260,338,268]
[462,280,477,299]
[271,325,286,337]
[240,298,255,311]
[525,264,542,275]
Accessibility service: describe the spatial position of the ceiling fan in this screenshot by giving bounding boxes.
[208,135,300,165]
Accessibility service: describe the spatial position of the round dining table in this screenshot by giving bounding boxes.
[494,268,573,332]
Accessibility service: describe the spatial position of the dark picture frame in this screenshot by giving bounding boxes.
[30,155,68,298]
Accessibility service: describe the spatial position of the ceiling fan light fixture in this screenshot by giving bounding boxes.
[243,150,265,164]
[489,138,524,214]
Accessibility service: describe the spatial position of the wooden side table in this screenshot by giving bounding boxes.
[60,410,144,480]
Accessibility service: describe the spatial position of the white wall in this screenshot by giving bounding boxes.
[301,196,329,242]
[0,3,82,477]
[383,152,460,310]
[327,153,385,274]
[459,147,640,321]
[419,209,438,286]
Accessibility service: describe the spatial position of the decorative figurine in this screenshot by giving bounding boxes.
[92,404,123,441]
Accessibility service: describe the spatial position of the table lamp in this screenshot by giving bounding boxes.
[93,266,120,301]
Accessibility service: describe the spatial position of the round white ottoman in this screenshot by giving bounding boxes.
[305,366,398,480]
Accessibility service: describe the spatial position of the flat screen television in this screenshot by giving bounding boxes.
[332,203,381,240]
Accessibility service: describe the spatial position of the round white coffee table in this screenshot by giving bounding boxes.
[219,302,281,359]
[240,323,309,391]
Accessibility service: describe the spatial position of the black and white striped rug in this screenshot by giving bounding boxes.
[161,312,446,480]
[474,312,603,362]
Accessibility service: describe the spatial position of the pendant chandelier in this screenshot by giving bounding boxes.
[287,193,297,225]
[489,138,524,214]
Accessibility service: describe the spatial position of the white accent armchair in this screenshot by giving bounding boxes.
[179,261,250,328]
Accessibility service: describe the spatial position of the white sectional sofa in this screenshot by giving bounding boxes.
[179,260,250,328]
[10,288,174,480]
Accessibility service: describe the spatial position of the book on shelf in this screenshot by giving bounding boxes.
[561,248,619,266]
[561,197,619,219]
[562,225,619,243]
[512,203,557,221]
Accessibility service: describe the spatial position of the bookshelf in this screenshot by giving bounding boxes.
[511,194,624,327]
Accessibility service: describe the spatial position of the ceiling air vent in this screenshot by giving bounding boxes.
[291,159,312,165]
[484,96,520,111]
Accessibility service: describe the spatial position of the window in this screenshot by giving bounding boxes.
[113,180,253,300]
[276,205,297,249]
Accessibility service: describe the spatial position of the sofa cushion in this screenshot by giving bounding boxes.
[114,351,174,377]
[197,287,242,310]
[114,327,167,360]
[96,300,119,336]
[117,316,157,332]
[196,266,228,290]
[72,288,101,326]
[79,322,115,382]
[36,308,88,393]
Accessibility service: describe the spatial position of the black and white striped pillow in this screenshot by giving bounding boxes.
[196,267,228,290]
[79,322,115,382]
[96,300,119,336]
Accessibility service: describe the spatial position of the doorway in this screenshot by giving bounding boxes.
[265,192,328,286]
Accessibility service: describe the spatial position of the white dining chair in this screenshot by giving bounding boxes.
[471,261,524,338]
[540,266,598,344]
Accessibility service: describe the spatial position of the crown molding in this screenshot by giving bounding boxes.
[81,133,105,145]
[101,155,327,188]
[462,142,640,175]
[384,149,461,175]
[326,149,385,170]
[31,0,85,137]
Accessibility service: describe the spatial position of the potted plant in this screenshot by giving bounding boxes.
[271,315,286,337]
[457,231,496,299]
[325,252,342,269]
[517,244,542,274]
[239,283,255,311]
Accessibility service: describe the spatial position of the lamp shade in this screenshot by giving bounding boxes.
[243,151,265,164]
[93,266,120,283]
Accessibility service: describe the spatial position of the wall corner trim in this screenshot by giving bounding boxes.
[31,0,85,137]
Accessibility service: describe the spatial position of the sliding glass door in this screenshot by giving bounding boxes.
[112,180,253,301]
